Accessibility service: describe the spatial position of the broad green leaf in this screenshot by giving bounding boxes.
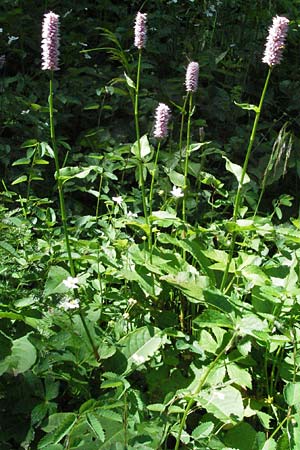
[224,422,257,450]
[284,382,300,406]
[118,326,164,374]
[198,385,244,424]
[161,271,210,303]
[223,156,250,185]
[261,438,277,450]
[194,310,233,329]
[45,377,60,401]
[0,335,37,376]
[240,265,269,286]
[227,363,252,389]
[192,421,214,440]
[44,266,71,297]
[131,134,151,159]
[166,169,185,187]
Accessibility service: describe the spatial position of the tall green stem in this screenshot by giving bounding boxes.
[49,74,75,277]
[174,334,236,450]
[220,68,272,292]
[134,50,148,224]
[49,72,99,361]
[148,141,161,259]
[182,93,193,224]
[179,95,188,160]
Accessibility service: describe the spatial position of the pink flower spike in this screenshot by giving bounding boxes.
[41,11,60,71]
[262,16,289,67]
[185,61,199,93]
[153,103,171,139]
[134,12,147,50]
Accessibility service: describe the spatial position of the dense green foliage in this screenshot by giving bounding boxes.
[1,1,300,449]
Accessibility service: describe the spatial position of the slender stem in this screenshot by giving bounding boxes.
[134,50,148,224]
[148,141,161,260]
[149,141,161,217]
[49,72,99,361]
[49,74,75,276]
[179,95,188,160]
[220,68,272,292]
[182,93,193,224]
[174,334,236,450]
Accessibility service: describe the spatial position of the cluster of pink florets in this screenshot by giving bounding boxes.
[41,11,60,71]
[134,12,147,50]
[262,15,289,67]
[185,61,199,93]
[153,103,171,139]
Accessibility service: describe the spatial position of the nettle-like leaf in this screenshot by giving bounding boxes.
[0,334,37,376]
[117,326,167,375]
[44,266,71,296]
[197,385,244,424]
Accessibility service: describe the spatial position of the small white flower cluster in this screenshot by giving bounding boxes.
[112,195,123,205]
[63,276,79,289]
[171,186,184,198]
[58,297,80,311]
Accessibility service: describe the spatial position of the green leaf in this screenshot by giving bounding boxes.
[131,134,151,159]
[20,139,39,148]
[166,169,185,187]
[223,156,250,185]
[198,385,244,424]
[284,382,300,406]
[11,174,28,185]
[124,72,136,89]
[44,266,71,297]
[39,413,77,448]
[193,310,233,329]
[234,101,259,113]
[261,438,277,450]
[118,326,165,374]
[0,335,37,376]
[87,413,105,442]
[224,422,257,450]
[12,157,32,165]
[227,363,252,389]
[192,421,214,440]
[161,271,210,303]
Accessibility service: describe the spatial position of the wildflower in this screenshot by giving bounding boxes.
[128,298,137,306]
[262,16,289,67]
[41,11,60,70]
[185,61,199,93]
[134,12,147,49]
[127,210,138,218]
[123,312,130,320]
[112,195,123,205]
[59,297,80,310]
[171,185,184,198]
[63,276,79,289]
[153,103,171,139]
